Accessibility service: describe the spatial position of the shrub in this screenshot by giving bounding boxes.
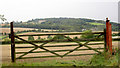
[2,33,3,35]
[28,36,34,41]
[38,29,41,32]
[4,38,10,41]
[89,48,119,66]
[47,35,52,40]
[54,35,65,40]
[15,39,18,41]
[4,32,7,35]
[37,36,41,40]
[74,36,78,40]
[81,30,94,39]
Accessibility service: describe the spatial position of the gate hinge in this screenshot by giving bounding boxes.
[9,34,11,38]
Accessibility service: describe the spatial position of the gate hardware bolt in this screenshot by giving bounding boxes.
[9,34,11,38]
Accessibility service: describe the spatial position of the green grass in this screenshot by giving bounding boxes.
[2,60,88,66]
[1,31,32,40]
[0,36,2,38]
[2,48,119,66]
[86,22,105,25]
[89,50,119,66]
[0,35,6,38]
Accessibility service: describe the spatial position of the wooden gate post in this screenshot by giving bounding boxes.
[106,18,112,54]
[106,18,109,51]
[10,22,16,62]
[104,29,107,52]
[109,23,112,54]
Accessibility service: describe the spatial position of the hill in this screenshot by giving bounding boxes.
[2,18,120,32]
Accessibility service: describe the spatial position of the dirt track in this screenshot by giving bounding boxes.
[1,41,118,63]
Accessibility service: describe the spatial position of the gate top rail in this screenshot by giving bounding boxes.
[16,32,104,37]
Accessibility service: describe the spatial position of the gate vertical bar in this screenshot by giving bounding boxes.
[104,29,107,52]
[10,22,15,62]
[106,18,109,51]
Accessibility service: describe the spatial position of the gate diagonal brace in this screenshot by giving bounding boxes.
[15,35,62,59]
[62,35,90,57]
[17,47,38,59]
[38,35,63,57]
[61,34,102,57]
[15,33,103,59]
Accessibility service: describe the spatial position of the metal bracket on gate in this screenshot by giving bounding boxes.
[9,34,11,38]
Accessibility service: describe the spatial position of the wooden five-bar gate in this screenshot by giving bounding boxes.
[9,18,112,62]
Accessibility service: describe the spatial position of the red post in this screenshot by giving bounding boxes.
[109,24,112,54]
[106,18,112,54]
[106,18,109,51]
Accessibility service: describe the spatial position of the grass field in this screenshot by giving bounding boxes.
[1,28,119,66]
[1,28,36,33]
[1,41,118,66]
[1,28,60,34]
[86,22,105,25]
[1,32,82,41]
[1,28,61,41]
[17,32,81,40]
[2,48,119,66]
[1,27,118,41]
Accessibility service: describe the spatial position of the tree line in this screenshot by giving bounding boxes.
[2,18,120,32]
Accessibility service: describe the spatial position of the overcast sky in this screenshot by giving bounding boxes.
[0,0,119,23]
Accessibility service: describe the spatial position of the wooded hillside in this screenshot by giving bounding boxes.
[2,18,120,32]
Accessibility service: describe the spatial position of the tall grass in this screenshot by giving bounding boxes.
[89,48,119,66]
